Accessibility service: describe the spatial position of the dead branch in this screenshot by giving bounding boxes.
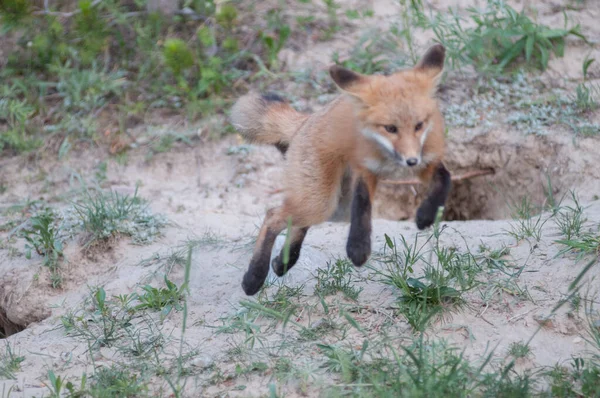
[381,168,495,186]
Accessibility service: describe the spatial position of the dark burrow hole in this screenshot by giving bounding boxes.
[373,133,588,222]
[0,308,25,339]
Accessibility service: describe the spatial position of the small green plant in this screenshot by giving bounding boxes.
[554,192,586,241]
[545,358,600,397]
[556,230,600,261]
[583,56,595,80]
[136,276,186,318]
[396,277,464,331]
[420,0,586,73]
[43,370,86,398]
[0,0,30,28]
[53,65,126,115]
[318,343,360,383]
[73,0,109,65]
[322,0,341,40]
[21,210,64,287]
[89,366,147,398]
[0,343,25,380]
[163,38,195,78]
[258,283,304,314]
[508,341,531,359]
[573,83,599,112]
[61,287,135,349]
[314,258,363,301]
[215,4,238,29]
[260,14,291,69]
[507,196,549,242]
[73,187,166,246]
[375,224,466,331]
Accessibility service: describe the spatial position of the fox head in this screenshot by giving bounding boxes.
[329,44,445,168]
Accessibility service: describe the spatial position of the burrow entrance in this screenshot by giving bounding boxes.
[372,131,600,222]
[0,308,25,339]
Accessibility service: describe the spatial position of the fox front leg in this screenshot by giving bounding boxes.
[416,162,451,230]
[346,174,377,266]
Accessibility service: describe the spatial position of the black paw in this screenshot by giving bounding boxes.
[416,202,437,230]
[346,238,371,267]
[271,255,287,277]
[242,271,265,296]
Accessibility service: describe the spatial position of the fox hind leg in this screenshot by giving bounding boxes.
[242,207,288,296]
[271,226,310,277]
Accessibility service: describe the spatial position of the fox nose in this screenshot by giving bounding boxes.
[406,158,419,167]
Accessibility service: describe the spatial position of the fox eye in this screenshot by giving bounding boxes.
[384,125,398,134]
[415,122,424,131]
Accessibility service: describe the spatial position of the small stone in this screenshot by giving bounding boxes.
[192,355,214,369]
[533,314,554,328]
[573,337,583,344]
[310,319,326,329]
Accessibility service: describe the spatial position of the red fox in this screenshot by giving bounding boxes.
[230,44,451,296]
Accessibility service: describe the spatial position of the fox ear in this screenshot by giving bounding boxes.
[416,44,445,81]
[329,65,368,96]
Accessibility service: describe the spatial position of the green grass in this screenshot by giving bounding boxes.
[0,343,25,380]
[88,366,148,398]
[0,0,298,155]
[415,0,586,74]
[73,187,166,246]
[136,276,186,319]
[20,209,64,287]
[508,341,531,359]
[314,258,363,301]
[506,196,549,242]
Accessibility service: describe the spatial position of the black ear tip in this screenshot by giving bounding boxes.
[329,65,361,88]
[420,44,446,69]
[329,64,341,77]
[431,43,445,54]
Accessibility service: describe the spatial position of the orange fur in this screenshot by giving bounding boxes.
[230,44,451,295]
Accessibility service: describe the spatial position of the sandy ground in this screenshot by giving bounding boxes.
[1,0,600,396]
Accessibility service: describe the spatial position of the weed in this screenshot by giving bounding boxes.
[418,0,586,73]
[61,287,135,349]
[298,318,338,341]
[507,196,549,242]
[0,343,25,380]
[52,65,126,115]
[163,38,195,79]
[261,10,291,70]
[0,0,30,28]
[375,230,467,331]
[73,187,166,246]
[332,27,409,75]
[21,210,64,287]
[507,86,600,136]
[318,343,360,383]
[217,310,264,349]
[556,230,600,261]
[397,278,464,331]
[89,366,147,398]
[545,358,600,397]
[572,82,599,112]
[136,276,186,319]
[508,341,531,359]
[322,0,341,40]
[554,192,586,241]
[314,259,363,301]
[43,370,86,398]
[258,283,304,314]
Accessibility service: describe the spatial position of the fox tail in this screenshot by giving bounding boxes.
[229,93,308,154]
